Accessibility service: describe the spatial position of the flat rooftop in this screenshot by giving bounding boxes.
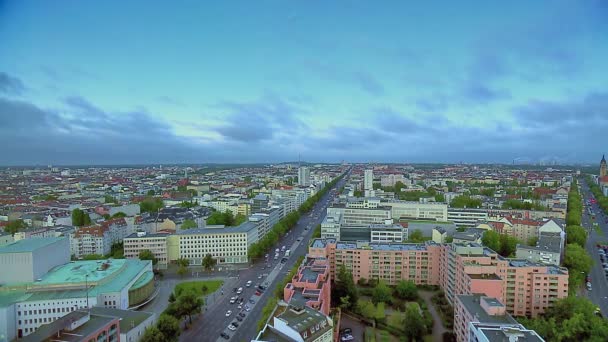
[457,295,517,325]
[175,220,256,234]
[473,324,545,342]
[21,311,116,342]
[90,307,154,333]
[0,237,66,254]
[336,241,429,251]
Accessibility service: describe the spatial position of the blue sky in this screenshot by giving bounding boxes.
[1,0,607,165]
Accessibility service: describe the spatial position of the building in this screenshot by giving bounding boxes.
[448,209,488,228]
[364,169,374,191]
[71,225,112,258]
[124,232,170,268]
[432,227,448,243]
[298,167,311,187]
[455,294,544,342]
[369,224,409,243]
[601,154,607,178]
[0,238,155,340]
[283,257,331,315]
[0,231,14,246]
[380,174,407,187]
[515,219,565,266]
[252,194,270,213]
[253,303,333,342]
[175,222,258,265]
[385,200,448,221]
[0,237,70,283]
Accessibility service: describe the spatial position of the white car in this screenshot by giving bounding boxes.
[226,310,232,317]
[228,324,237,331]
[237,304,243,309]
[245,305,251,311]
[246,280,253,287]
[587,282,593,291]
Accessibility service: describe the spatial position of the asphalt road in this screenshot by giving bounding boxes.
[179,172,348,342]
[579,179,608,316]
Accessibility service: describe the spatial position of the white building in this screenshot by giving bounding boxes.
[0,237,70,283]
[254,304,333,342]
[364,170,374,190]
[298,166,311,187]
[124,232,170,268]
[447,209,489,228]
[380,174,407,187]
[383,199,448,221]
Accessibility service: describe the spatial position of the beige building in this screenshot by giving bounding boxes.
[124,232,170,269]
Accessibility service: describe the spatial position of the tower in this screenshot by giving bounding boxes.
[601,155,607,178]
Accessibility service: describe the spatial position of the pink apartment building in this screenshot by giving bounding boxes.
[310,239,568,317]
[283,257,331,315]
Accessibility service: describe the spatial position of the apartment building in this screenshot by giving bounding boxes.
[447,209,488,228]
[455,294,545,342]
[124,232,170,268]
[309,239,568,318]
[298,166,311,187]
[71,225,112,257]
[380,174,407,187]
[283,257,331,316]
[254,303,333,342]
[272,188,310,209]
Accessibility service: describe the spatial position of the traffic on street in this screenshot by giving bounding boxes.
[179,170,349,341]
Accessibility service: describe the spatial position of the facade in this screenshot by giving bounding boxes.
[71,225,112,258]
[369,224,409,243]
[124,232,169,268]
[309,239,568,318]
[254,304,333,342]
[380,174,407,187]
[448,209,488,228]
[13,226,56,241]
[364,169,374,191]
[384,200,448,221]
[298,167,311,187]
[0,237,70,283]
[455,294,544,342]
[175,222,258,265]
[515,231,563,266]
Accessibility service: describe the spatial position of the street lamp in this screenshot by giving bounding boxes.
[85,274,89,309]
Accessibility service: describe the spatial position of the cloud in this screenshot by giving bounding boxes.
[0,72,25,95]
[156,96,184,107]
[461,83,511,103]
[305,60,385,96]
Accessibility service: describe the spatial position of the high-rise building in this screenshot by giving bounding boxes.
[298,166,311,186]
[364,169,374,190]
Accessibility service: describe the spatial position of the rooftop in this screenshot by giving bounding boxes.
[21,310,116,342]
[457,294,517,325]
[0,237,66,254]
[89,307,154,333]
[472,323,545,342]
[175,220,256,235]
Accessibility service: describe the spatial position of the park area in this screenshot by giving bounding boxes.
[174,280,223,297]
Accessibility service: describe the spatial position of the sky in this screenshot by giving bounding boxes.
[0,0,607,166]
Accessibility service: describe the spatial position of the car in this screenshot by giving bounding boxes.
[258,274,263,279]
[587,282,593,291]
[245,305,251,311]
[258,285,266,291]
[233,287,238,293]
[220,332,230,339]
[237,304,243,309]
[236,287,243,295]
[236,315,243,322]
[226,310,232,317]
[297,237,302,241]
[341,335,354,341]
[586,275,592,282]
[229,297,238,304]
[342,328,353,335]
[246,280,253,287]
[238,312,246,318]
[228,324,237,331]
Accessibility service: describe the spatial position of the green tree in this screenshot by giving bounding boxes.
[481,230,501,253]
[527,236,539,247]
[403,303,426,342]
[139,249,158,266]
[176,258,189,278]
[110,211,127,219]
[140,326,165,342]
[156,314,180,342]
[408,229,425,243]
[564,243,592,293]
[82,254,104,260]
[334,265,359,310]
[177,265,188,278]
[4,220,27,235]
[181,219,197,229]
[358,299,376,322]
[450,195,482,209]
[244,176,252,183]
[71,208,87,226]
[104,195,118,204]
[566,225,587,248]
[395,280,418,301]
[147,189,156,196]
[375,302,386,322]
[202,254,217,272]
[168,292,176,303]
[435,193,446,202]
[498,233,518,257]
[176,290,203,324]
[110,242,124,259]
[372,281,392,304]
[139,197,164,213]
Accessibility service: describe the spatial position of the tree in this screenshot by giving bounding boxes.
[564,243,592,293]
[481,230,501,253]
[244,176,252,183]
[403,303,426,342]
[395,280,418,301]
[140,326,165,342]
[527,236,539,247]
[110,242,124,259]
[176,290,203,324]
[104,195,118,204]
[147,189,156,196]
[181,219,197,229]
[372,281,392,304]
[71,208,91,226]
[168,292,176,303]
[156,314,180,341]
[450,195,482,209]
[177,266,187,278]
[358,299,376,322]
[139,197,163,213]
[139,249,158,266]
[408,230,425,243]
[357,278,368,287]
[334,265,359,310]
[566,225,587,248]
[110,212,127,219]
[375,302,386,322]
[202,254,217,272]
[4,220,27,235]
[498,233,518,257]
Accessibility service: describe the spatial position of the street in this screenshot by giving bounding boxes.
[178,173,348,341]
[579,179,608,316]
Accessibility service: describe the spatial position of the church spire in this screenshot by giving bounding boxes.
[602,154,606,163]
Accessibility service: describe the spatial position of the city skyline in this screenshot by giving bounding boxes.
[1,1,607,165]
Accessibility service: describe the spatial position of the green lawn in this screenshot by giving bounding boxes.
[365,327,376,342]
[174,280,223,297]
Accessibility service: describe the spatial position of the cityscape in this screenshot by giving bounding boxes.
[1,1,608,342]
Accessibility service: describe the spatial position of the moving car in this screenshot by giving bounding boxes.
[587,282,593,291]
[229,297,238,304]
[246,280,253,287]
[236,287,243,295]
[226,310,232,317]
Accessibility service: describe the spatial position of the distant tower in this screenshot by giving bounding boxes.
[364,169,374,191]
[601,155,607,177]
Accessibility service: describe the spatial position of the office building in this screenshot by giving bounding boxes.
[298,167,311,187]
[124,232,170,268]
[384,200,448,221]
[448,209,489,228]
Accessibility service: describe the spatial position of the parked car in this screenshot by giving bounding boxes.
[220,332,230,339]
[236,315,243,322]
[228,324,237,331]
[231,322,239,328]
[587,282,593,291]
[238,312,246,318]
[226,310,232,317]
